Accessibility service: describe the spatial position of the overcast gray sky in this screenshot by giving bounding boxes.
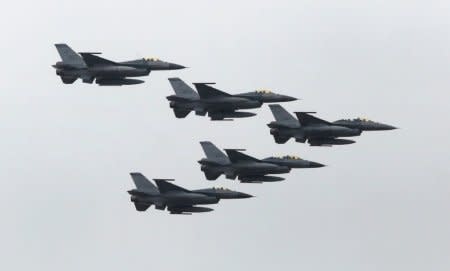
[0,1,449,270]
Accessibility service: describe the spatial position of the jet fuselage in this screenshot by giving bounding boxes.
[198,159,290,179]
[332,119,397,131]
[269,123,362,139]
[261,157,325,168]
[87,65,149,78]
[129,191,219,208]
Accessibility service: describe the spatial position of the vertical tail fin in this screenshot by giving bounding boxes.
[168,78,199,100]
[268,104,300,128]
[199,141,230,165]
[54,43,86,69]
[130,173,159,195]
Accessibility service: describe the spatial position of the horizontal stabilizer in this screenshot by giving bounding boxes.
[273,135,291,144]
[80,53,117,67]
[80,74,94,83]
[60,76,78,84]
[173,108,191,118]
[203,168,223,180]
[134,202,151,212]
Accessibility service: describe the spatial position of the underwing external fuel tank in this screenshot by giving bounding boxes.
[95,78,145,86]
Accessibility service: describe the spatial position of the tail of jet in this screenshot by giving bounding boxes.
[168,78,199,100]
[54,43,86,69]
[199,141,231,165]
[268,104,300,128]
[130,173,159,195]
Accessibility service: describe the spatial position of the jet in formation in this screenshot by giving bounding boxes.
[166,77,297,120]
[198,141,324,183]
[128,173,252,214]
[267,104,397,146]
[52,44,185,86]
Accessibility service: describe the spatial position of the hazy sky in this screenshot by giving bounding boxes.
[1,1,449,270]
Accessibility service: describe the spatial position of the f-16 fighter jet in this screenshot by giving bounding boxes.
[52,43,185,86]
[198,141,324,183]
[128,173,252,214]
[166,78,297,120]
[268,104,397,146]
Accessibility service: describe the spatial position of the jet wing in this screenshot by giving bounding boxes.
[294,112,331,126]
[224,149,260,163]
[193,83,232,99]
[154,179,191,194]
[80,53,117,67]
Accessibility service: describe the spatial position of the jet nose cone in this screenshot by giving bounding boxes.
[281,95,298,102]
[168,63,186,70]
[237,192,253,199]
[309,161,326,168]
[374,124,398,130]
[384,124,398,130]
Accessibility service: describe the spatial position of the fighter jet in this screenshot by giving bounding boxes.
[267,104,397,146]
[52,43,185,86]
[198,141,324,183]
[128,173,252,214]
[166,77,297,120]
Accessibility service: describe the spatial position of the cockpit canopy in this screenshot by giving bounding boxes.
[213,187,230,191]
[269,155,301,160]
[355,117,371,122]
[144,57,160,62]
[255,89,272,94]
[340,117,372,122]
[284,155,301,160]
